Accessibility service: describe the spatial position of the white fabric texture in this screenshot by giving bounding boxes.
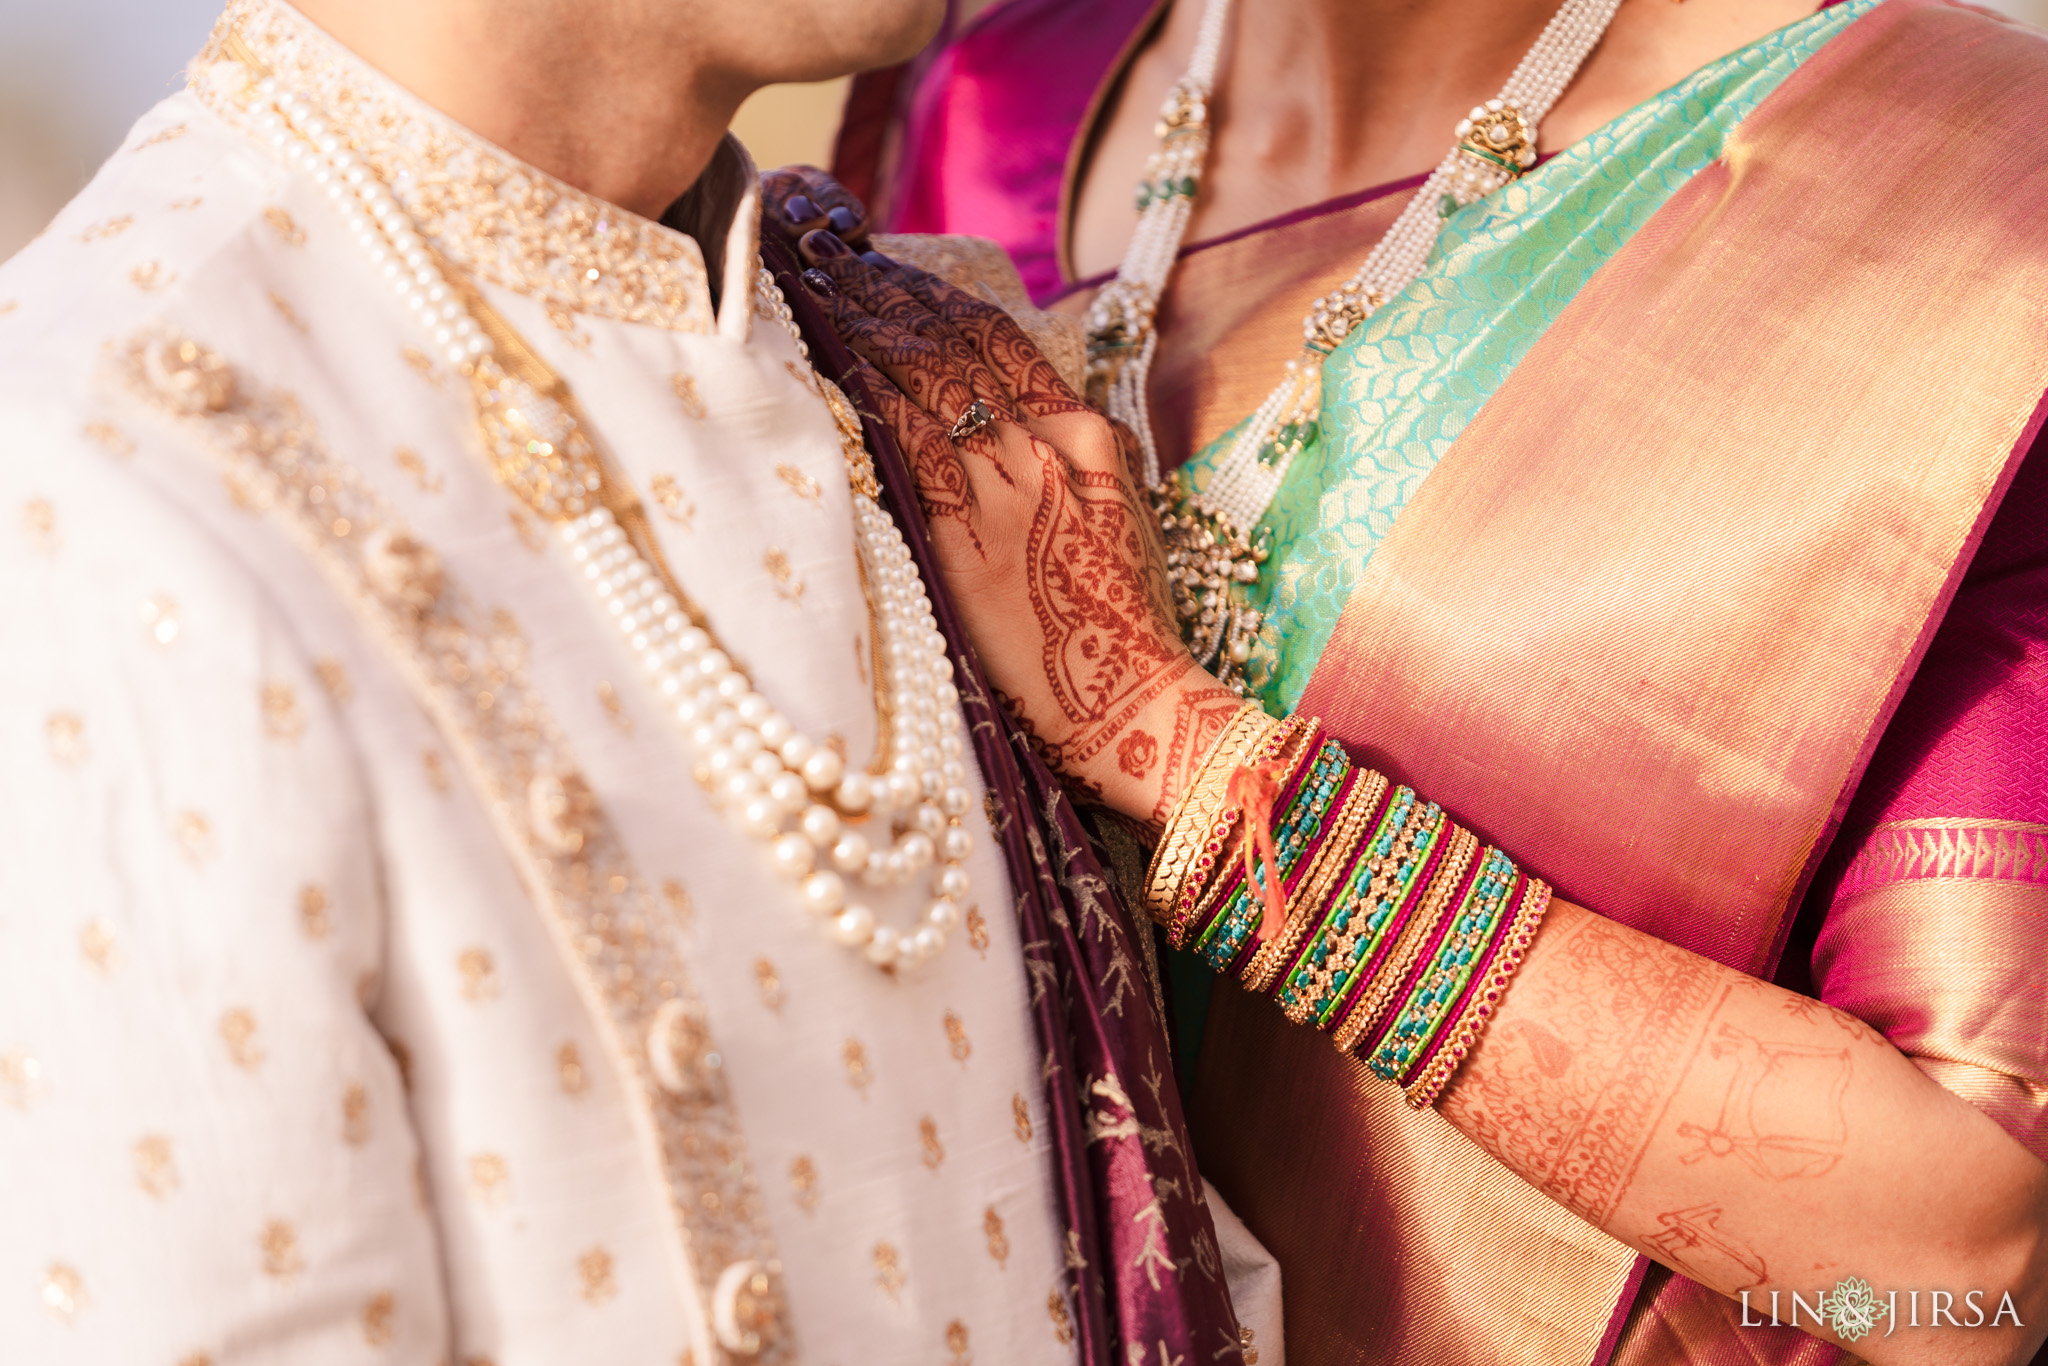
[0,4,1085,1361]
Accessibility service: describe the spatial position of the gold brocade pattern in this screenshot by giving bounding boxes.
[110,329,786,1358]
[195,0,716,335]
[1837,817,2048,897]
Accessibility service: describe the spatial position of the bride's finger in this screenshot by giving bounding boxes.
[839,356,991,558]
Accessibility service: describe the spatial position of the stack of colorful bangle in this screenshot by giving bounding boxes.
[1143,709,1552,1108]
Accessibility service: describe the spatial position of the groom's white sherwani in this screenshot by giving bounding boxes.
[0,3,1079,1361]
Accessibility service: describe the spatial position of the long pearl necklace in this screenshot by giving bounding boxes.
[236,48,976,974]
[1085,0,1624,689]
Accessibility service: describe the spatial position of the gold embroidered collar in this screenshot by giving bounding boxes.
[194,0,749,336]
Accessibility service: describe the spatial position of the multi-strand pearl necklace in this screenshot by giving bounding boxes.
[233,44,976,974]
[1084,0,1624,689]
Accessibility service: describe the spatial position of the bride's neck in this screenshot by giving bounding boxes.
[1067,0,1823,280]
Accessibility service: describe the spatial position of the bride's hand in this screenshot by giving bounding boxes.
[797,233,1241,831]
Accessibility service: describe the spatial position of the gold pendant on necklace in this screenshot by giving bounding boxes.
[1152,471,1268,693]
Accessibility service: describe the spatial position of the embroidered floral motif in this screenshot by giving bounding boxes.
[648,473,694,529]
[775,463,821,502]
[984,1207,1009,1268]
[83,421,135,457]
[22,497,58,555]
[671,373,706,419]
[556,1041,588,1094]
[457,946,500,1002]
[469,1152,510,1206]
[264,206,305,246]
[198,2,720,335]
[843,1038,872,1096]
[134,1134,178,1197]
[342,1082,371,1145]
[400,346,441,387]
[919,1115,946,1170]
[79,920,117,972]
[140,594,180,646]
[596,681,633,734]
[754,958,783,1012]
[79,215,134,244]
[946,1320,972,1365]
[578,1247,618,1304]
[314,657,353,703]
[42,1264,86,1319]
[1012,1092,1032,1144]
[174,810,214,863]
[763,548,804,604]
[260,1219,304,1279]
[1,1051,46,1110]
[1047,1288,1075,1344]
[299,883,331,938]
[45,712,87,769]
[873,1242,904,1302]
[261,680,306,740]
[220,1009,264,1068]
[788,1155,818,1213]
[421,749,452,792]
[943,1010,972,1064]
[361,1291,396,1347]
[393,446,443,494]
[965,905,989,957]
[130,262,174,293]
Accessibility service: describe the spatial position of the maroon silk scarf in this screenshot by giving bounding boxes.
[762,232,1246,1365]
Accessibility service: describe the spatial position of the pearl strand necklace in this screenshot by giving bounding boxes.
[239,55,976,974]
[1085,0,1623,688]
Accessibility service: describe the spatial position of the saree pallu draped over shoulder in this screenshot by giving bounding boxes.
[1189,2,2048,1363]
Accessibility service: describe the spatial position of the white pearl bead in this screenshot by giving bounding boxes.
[771,833,814,880]
[801,871,847,917]
[831,832,871,873]
[768,774,807,810]
[801,747,844,793]
[936,865,970,899]
[927,897,962,931]
[886,773,921,811]
[900,832,935,872]
[799,804,841,845]
[865,927,902,967]
[941,787,972,817]
[943,826,974,861]
[832,904,876,946]
[779,735,815,770]
[911,926,944,960]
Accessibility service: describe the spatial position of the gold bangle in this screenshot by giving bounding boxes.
[1402,877,1553,1109]
[1331,809,1458,1054]
[1168,715,1315,949]
[1142,701,1270,924]
[1241,767,1385,995]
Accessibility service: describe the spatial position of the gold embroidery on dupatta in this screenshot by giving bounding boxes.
[111,329,788,1358]
[1841,817,2048,896]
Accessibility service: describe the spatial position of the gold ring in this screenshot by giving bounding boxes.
[947,399,994,442]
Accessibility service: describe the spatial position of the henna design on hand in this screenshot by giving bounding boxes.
[1148,684,1245,830]
[893,265,1095,420]
[1116,730,1160,779]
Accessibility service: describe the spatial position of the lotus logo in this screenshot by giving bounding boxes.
[1818,1276,1888,1342]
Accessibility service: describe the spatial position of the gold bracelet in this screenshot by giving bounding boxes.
[1142,701,1270,924]
[1331,809,1459,1054]
[1402,877,1553,1108]
[1241,767,1385,995]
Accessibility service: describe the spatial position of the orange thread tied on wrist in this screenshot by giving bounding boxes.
[1226,761,1289,947]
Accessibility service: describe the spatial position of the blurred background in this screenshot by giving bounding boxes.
[2,0,2044,263]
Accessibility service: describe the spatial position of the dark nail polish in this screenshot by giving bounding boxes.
[783,194,819,222]
[803,230,852,258]
[860,250,891,268]
[827,205,859,234]
[801,268,837,297]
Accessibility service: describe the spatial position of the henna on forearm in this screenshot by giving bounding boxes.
[1443,899,2048,1365]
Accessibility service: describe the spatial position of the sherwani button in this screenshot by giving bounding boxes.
[711,1258,782,1357]
[647,997,717,1099]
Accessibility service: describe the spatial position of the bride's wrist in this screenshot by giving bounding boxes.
[1068,665,1246,836]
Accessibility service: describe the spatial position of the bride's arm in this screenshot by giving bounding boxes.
[795,240,2048,1366]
